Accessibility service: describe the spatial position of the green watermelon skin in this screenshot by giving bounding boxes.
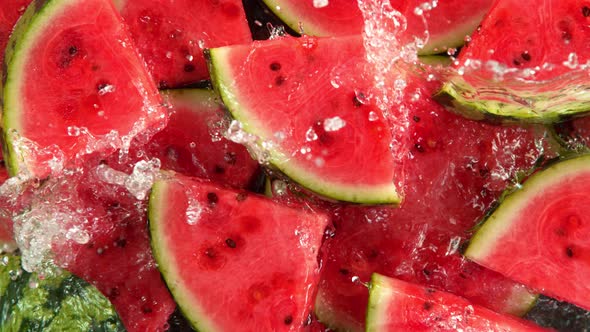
[260,0,493,54]
[0,254,125,331]
[210,35,402,204]
[0,0,31,66]
[2,0,167,178]
[149,174,329,332]
[144,89,260,189]
[367,273,549,331]
[307,77,554,331]
[116,0,252,88]
[465,154,590,313]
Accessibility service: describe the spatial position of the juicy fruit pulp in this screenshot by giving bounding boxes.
[0,254,125,331]
[210,35,401,204]
[367,273,549,331]
[311,77,550,331]
[437,0,590,123]
[465,154,590,312]
[149,174,329,331]
[261,0,493,54]
[144,89,260,189]
[2,0,167,177]
[116,0,252,88]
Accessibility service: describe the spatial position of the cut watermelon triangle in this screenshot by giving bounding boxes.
[209,35,403,204]
[116,0,252,88]
[149,173,329,331]
[366,273,550,331]
[465,154,590,313]
[260,0,493,54]
[437,0,590,123]
[2,0,167,178]
[143,89,260,189]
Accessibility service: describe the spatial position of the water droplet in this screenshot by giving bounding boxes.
[313,0,329,8]
[306,128,318,141]
[323,116,346,132]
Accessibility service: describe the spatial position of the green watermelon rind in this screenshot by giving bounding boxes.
[208,46,401,205]
[162,88,219,112]
[148,179,219,332]
[365,273,396,332]
[436,75,590,124]
[465,154,590,262]
[0,254,125,331]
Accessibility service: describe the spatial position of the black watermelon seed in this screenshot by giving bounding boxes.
[339,268,349,276]
[114,238,127,248]
[413,115,421,122]
[270,62,281,71]
[566,246,574,258]
[184,63,195,72]
[513,59,522,66]
[423,302,433,311]
[415,143,425,153]
[583,6,590,17]
[225,238,237,248]
[204,247,217,258]
[284,315,293,325]
[207,192,219,205]
[68,46,78,56]
[214,165,225,174]
[142,305,153,314]
[275,75,286,85]
[236,192,248,202]
[422,268,431,276]
[521,51,531,62]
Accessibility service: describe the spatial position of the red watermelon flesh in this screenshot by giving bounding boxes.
[14,164,176,332]
[2,0,167,178]
[149,174,329,331]
[143,89,260,189]
[0,0,31,65]
[306,77,555,331]
[367,273,551,331]
[261,0,493,54]
[117,0,252,88]
[456,0,590,80]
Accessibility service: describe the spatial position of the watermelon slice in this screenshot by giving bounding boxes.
[260,0,493,54]
[149,173,329,331]
[143,89,259,189]
[311,76,555,331]
[2,0,167,178]
[115,0,252,88]
[0,0,31,66]
[366,273,550,331]
[209,35,402,204]
[437,0,590,123]
[465,154,590,312]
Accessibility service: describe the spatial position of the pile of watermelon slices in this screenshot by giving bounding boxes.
[1,0,590,331]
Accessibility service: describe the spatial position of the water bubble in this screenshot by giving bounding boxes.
[368,111,379,121]
[98,84,115,96]
[67,126,81,137]
[323,116,346,132]
[306,128,318,141]
[313,0,329,8]
[66,226,90,244]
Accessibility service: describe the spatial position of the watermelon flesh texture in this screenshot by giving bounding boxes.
[304,77,556,331]
[2,0,167,178]
[261,0,493,54]
[145,89,260,189]
[117,0,252,88]
[0,0,31,66]
[149,174,329,331]
[465,154,590,313]
[437,0,590,123]
[367,273,551,332]
[210,35,402,204]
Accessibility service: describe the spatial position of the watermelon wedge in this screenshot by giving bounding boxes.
[2,0,167,178]
[311,76,555,331]
[116,0,252,88]
[144,89,260,189]
[465,154,590,312]
[260,0,493,54]
[366,273,550,331]
[149,174,329,331]
[437,0,590,123]
[209,35,402,204]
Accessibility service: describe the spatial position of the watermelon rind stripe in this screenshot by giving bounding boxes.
[465,154,590,262]
[148,179,220,332]
[162,89,219,112]
[436,73,590,124]
[365,273,395,332]
[209,46,401,205]
[260,0,333,37]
